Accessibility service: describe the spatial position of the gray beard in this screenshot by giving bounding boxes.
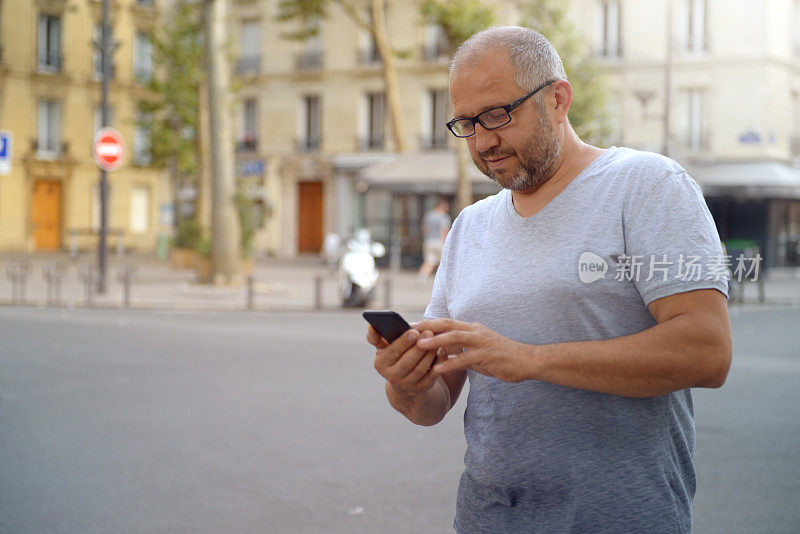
[476,112,562,193]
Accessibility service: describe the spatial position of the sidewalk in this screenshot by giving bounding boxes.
[1,252,799,313]
[0,253,435,314]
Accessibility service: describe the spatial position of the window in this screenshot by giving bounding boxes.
[134,31,153,82]
[130,186,150,234]
[595,0,621,58]
[358,5,383,64]
[239,98,257,152]
[38,14,62,72]
[300,95,321,151]
[134,110,152,165]
[238,20,261,75]
[423,89,448,149]
[37,100,61,157]
[423,24,448,61]
[679,0,708,54]
[365,93,385,150]
[679,88,708,151]
[296,19,323,69]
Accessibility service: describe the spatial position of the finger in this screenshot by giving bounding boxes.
[417,330,475,352]
[413,318,468,334]
[414,356,444,391]
[388,331,436,379]
[399,350,437,389]
[366,325,388,348]
[433,350,473,374]
[375,329,420,369]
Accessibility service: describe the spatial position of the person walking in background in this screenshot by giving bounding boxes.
[417,197,451,285]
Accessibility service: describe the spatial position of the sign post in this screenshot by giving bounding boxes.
[93,127,124,294]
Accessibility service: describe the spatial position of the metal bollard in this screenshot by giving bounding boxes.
[43,262,66,307]
[5,261,31,305]
[246,274,255,311]
[383,274,392,309]
[314,274,323,310]
[78,263,96,307]
[117,264,135,309]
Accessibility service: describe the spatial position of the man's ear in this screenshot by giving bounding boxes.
[550,80,574,123]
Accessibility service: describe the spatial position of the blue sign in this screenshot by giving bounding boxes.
[0,131,11,175]
[239,159,265,176]
[739,130,761,144]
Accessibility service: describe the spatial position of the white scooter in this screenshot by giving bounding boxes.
[339,229,386,308]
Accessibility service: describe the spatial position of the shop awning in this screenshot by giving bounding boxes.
[357,151,501,195]
[687,161,800,198]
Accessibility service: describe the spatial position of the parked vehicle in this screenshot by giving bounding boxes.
[339,229,386,308]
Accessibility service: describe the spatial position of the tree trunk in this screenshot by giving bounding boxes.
[370,0,406,153]
[197,75,212,232]
[205,0,241,283]
[455,141,472,212]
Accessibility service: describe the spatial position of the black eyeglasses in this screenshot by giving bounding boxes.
[445,79,557,138]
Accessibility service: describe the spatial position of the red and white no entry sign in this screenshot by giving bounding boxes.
[93,127,125,171]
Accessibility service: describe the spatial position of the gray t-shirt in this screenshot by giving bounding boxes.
[423,209,452,244]
[424,147,727,533]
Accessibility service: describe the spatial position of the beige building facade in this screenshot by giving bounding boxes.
[232,0,521,261]
[0,0,169,254]
[567,0,800,267]
[235,0,800,266]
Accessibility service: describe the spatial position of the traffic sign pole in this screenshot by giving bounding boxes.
[98,0,111,294]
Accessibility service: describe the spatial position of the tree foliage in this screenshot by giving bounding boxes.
[520,0,613,146]
[140,1,203,179]
[419,0,495,53]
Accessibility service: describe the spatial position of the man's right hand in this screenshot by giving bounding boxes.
[367,326,443,398]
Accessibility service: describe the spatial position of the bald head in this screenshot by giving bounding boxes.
[450,26,567,99]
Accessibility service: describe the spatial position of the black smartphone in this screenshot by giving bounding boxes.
[362,310,412,344]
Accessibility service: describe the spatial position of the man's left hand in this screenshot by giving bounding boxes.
[414,319,529,382]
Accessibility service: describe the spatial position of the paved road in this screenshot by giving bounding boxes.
[1,306,798,533]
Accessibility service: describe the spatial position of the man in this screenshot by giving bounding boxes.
[367,26,731,533]
[417,197,452,283]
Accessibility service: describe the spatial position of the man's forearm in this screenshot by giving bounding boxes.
[525,313,731,397]
[386,377,450,426]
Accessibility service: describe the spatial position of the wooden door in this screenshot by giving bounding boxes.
[32,180,62,250]
[297,181,323,253]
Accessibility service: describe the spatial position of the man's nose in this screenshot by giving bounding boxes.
[472,123,500,153]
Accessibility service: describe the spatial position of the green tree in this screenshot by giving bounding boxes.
[419,0,495,55]
[520,0,613,146]
[140,0,203,230]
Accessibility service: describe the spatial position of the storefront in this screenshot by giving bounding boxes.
[689,161,800,269]
[356,151,500,268]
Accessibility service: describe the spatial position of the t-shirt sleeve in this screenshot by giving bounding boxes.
[624,171,729,306]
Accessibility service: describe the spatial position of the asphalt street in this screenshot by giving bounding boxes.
[0,305,798,534]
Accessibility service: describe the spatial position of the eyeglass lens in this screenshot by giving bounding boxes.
[452,108,511,137]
